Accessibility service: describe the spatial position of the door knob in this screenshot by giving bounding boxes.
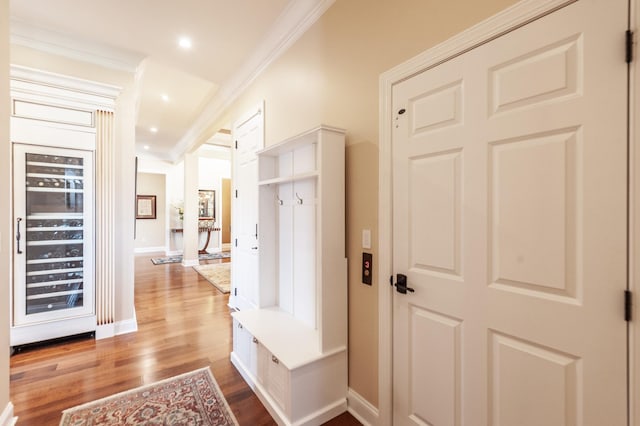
[394,273,414,294]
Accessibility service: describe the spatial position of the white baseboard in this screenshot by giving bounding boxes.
[222,243,232,250]
[0,402,16,426]
[347,388,379,426]
[134,246,167,254]
[182,259,199,267]
[115,316,138,335]
[95,313,138,340]
[94,323,115,340]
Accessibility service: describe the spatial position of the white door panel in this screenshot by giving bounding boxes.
[393,1,628,425]
[231,106,264,311]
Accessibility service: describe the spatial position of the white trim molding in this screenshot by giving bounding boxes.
[378,0,575,423]
[94,323,115,340]
[347,389,379,426]
[10,65,121,112]
[95,312,138,339]
[10,19,144,73]
[182,259,199,268]
[115,316,138,336]
[0,402,16,426]
[631,1,640,425]
[134,246,167,254]
[169,0,336,161]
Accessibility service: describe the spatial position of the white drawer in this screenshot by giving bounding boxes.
[267,352,291,416]
[233,319,252,370]
[257,339,269,385]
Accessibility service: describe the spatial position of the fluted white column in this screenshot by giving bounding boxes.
[95,110,115,328]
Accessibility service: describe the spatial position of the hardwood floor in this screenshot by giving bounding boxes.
[10,254,361,425]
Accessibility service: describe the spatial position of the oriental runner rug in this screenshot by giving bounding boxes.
[59,367,238,425]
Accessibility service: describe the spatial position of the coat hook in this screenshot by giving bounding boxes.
[295,192,303,204]
[275,194,283,205]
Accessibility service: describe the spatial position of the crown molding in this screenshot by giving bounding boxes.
[10,19,145,73]
[10,64,122,111]
[169,0,336,162]
[11,65,121,98]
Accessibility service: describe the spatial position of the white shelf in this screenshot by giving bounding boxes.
[26,187,83,193]
[27,173,84,180]
[26,239,83,246]
[27,213,83,219]
[256,125,344,156]
[258,171,318,186]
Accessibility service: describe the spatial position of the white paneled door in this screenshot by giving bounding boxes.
[392,1,628,425]
[231,105,264,311]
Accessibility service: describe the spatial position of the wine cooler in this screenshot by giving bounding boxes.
[12,143,95,346]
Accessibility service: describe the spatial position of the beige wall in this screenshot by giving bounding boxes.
[0,0,10,417]
[135,173,167,250]
[206,0,518,406]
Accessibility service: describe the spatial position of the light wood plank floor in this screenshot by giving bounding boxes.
[10,254,361,425]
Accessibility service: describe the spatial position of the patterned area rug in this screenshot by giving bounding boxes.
[151,251,231,265]
[193,263,231,294]
[59,367,238,425]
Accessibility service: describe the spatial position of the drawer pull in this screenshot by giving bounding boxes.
[238,323,243,329]
[252,337,258,344]
[271,355,279,364]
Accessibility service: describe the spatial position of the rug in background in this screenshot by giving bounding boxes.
[193,263,231,293]
[151,251,231,265]
[59,367,238,426]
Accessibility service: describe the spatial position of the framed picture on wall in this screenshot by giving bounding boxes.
[136,195,156,219]
[198,189,215,220]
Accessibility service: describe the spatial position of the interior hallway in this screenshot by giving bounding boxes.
[9,254,360,425]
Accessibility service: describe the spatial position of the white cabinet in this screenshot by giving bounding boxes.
[230,126,347,426]
[9,66,118,347]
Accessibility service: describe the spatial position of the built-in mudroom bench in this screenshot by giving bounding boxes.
[230,125,347,426]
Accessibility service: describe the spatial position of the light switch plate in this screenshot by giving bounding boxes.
[362,229,371,249]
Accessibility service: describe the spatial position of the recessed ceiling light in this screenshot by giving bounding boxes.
[150,127,158,133]
[144,145,150,150]
[161,94,169,102]
[178,37,192,49]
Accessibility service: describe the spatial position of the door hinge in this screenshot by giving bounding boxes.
[625,290,633,322]
[235,140,238,149]
[626,30,634,64]
[235,238,238,247]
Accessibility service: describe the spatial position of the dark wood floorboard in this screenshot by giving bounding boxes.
[10,254,361,426]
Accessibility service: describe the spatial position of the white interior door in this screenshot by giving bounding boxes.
[231,105,264,311]
[392,1,628,424]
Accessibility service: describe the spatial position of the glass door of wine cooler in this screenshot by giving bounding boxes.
[13,144,94,326]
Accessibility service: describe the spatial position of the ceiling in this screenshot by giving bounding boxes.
[9,0,330,162]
